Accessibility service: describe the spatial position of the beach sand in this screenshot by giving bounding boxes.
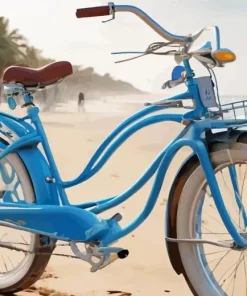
[4,101,194,296]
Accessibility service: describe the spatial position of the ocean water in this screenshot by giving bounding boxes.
[0,94,247,119]
[51,94,162,115]
[56,95,247,118]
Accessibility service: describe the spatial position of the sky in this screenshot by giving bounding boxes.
[1,0,247,95]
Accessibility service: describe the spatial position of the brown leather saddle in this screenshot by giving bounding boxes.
[2,61,73,88]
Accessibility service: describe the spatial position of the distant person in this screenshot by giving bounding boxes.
[78,92,85,112]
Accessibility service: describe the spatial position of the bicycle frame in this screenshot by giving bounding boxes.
[0,59,247,248]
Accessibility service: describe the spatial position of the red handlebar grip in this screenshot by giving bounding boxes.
[76,6,110,18]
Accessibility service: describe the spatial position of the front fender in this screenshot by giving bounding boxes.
[165,152,197,274]
[165,128,247,275]
[0,113,59,205]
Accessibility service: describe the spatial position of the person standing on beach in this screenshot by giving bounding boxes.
[78,92,85,112]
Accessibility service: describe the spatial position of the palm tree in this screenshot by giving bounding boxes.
[19,45,55,68]
[0,17,27,75]
[23,46,40,68]
[0,17,145,107]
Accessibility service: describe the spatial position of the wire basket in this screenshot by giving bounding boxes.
[220,100,247,121]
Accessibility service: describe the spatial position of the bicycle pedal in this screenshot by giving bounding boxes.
[90,251,118,272]
[90,247,129,272]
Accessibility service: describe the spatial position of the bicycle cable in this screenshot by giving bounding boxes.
[206,66,223,114]
[115,41,181,64]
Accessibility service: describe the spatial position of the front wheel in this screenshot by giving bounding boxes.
[175,137,247,296]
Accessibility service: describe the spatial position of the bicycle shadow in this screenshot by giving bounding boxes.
[1,288,133,296]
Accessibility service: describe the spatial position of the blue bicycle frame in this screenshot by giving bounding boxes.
[0,59,247,248]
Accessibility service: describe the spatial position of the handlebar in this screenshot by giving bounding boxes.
[76,3,188,45]
[76,3,221,49]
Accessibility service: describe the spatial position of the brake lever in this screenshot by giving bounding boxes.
[161,77,185,90]
[162,70,187,90]
[102,2,115,23]
[144,99,183,107]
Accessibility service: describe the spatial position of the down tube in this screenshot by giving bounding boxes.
[63,93,190,188]
[91,123,190,214]
[103,137,246,247]
[62,105,166,188]
[88,114,183,179]
[63,113,183,186]
[75,114,183,211]
[102,136,184,245]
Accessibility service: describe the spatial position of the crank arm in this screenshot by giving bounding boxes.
[70,242,129,272]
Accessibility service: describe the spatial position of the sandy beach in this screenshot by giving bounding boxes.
[1,0,246,293]
[3,99,193,296]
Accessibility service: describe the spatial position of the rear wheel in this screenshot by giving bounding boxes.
[0,151,54,294]
[175,137,247,295]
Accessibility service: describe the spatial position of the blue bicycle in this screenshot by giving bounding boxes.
[0,3,246,295]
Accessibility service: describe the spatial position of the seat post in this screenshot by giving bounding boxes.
[22,92,35,108]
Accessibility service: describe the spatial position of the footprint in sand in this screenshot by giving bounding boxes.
[40,272,59,280]
[110,174,120,178]
[25,286,38,293]
[40,268,59,280]
[38,287,75,296]
[25,286,75,296]
[25,269,59,294]
[107,291,132,296]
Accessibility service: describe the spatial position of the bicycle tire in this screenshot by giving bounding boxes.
[171,134,247,296]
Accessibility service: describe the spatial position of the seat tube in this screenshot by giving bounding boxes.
[25,99,70,205]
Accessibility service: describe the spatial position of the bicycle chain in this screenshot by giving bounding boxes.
[0,241,81,260]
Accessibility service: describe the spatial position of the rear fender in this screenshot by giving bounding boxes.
[0,113,59,205]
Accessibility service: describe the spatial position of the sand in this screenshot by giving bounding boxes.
[3,101,193,296]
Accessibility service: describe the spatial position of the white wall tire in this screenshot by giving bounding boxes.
[0,151,54,293]
[176,143,247,296]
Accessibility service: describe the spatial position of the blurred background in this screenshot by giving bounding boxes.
[0,0,246,112]
[0,4,247,295]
